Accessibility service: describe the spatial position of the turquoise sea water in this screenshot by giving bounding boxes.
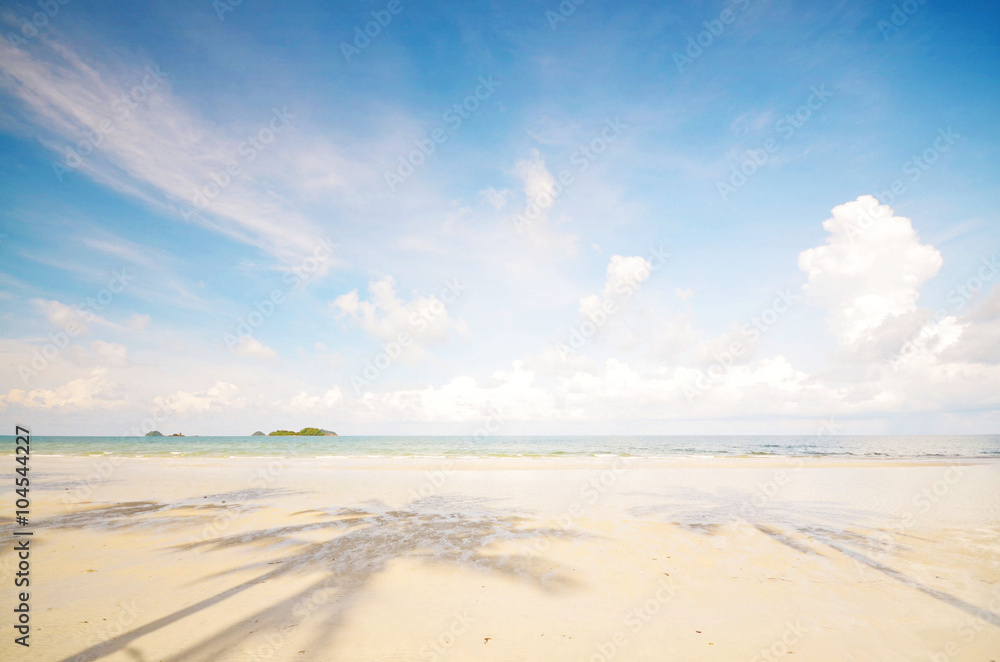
[4,435,1000,458]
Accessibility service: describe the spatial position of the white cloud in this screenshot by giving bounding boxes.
[61,340,130,369]
[971,282,1000,321]
[334,198,999,427]
[353,361,560,422]
[479,186,510,209]
[233,336,277,359]
[0,33,328,261]
[3,190,997,433]
[508,149,579,256]
[798,195,943,346]
[340,355,848,425]
[284,387,343,413]
[34,299,87,333]
[313,342,344,369]
[729,109,775,138]
[0,369,126,410]
[154,382,243,414]
[88,340,130,366]
[126,313,151,331]
[578,254,652,319]
[81,235,153,267]
[332,275,463,361]
[515,148,557,209]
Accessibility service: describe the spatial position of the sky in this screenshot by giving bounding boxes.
[0,0,998,436]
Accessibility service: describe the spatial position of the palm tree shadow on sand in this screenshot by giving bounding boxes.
[58,494,585,661]
[626,485,1000,629]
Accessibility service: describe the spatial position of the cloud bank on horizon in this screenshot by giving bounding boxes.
[0,0,998,435]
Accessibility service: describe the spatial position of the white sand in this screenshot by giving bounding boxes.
[2,456,999,661]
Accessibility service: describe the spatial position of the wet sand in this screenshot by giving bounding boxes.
[2,456,999,661]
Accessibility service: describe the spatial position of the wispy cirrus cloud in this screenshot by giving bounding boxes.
[0,31,337,261]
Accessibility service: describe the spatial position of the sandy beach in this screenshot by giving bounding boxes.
[3,456,999,661]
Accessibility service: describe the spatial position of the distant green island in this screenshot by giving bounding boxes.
[146,428,336,437]
[267,427,337,436]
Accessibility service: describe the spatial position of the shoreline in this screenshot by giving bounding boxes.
[14,453,999,469]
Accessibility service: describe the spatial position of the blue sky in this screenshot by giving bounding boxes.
[0,0,998,435]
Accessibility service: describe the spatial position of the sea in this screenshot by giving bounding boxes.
[7,434,1000,459]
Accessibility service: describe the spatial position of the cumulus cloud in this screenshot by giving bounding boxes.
[798,195,943,347]
[578,255,653,319]
[154,382,243,414]
[4,193,997,432]
[331,275,464,361]
[918,291,1000,365]
[284,387,343,412]
[232,336,277,359]
[786,197,1000,414]
[479,186,510,209]
[341,355,847,425]
[335,198,998,427]
[126,313,151,330]
[353,361,560,422]
[0,369,126,410]
[33,299,92,334]
[73,340,130,367]
[507,149,579,255]
[553,252,695,361]
[515,149,558,209]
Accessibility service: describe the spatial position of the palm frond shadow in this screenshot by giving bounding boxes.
[0,489,293,539]
[625,486,1000,629]
[60,495,585,661]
